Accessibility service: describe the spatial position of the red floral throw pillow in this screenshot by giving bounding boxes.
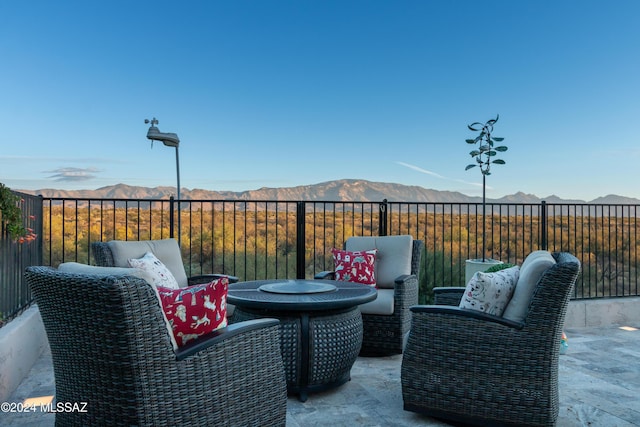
[331,248,377,286]
[157,277,228,347]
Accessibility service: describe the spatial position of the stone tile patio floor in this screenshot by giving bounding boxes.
[3,325,640,426]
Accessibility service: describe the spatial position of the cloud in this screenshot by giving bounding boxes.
[395,161,486,189]
[395,161,446,179]
[45,167,101,182]
[0,155,128,164]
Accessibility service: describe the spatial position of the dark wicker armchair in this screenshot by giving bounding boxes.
[25,266,286,427]
[91,239,238,285]
[316,236,423,355]
[401,252,580,427]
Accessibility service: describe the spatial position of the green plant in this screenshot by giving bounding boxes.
[465,114,508,261]
[484,262,515,273]
[0,183,36,243]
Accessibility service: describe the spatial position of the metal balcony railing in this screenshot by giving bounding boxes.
[2,194,640,325]
[0,191,43,325]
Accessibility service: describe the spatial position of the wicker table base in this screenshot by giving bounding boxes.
[234,306,362,401]
[228,279,376,401]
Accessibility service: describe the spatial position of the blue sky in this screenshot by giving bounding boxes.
[1,1,639,201]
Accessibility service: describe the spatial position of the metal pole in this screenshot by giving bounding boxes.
[378,199,388,236]
[541,200,547,250]
[169,196,175,239]
[175,146,181,245]
[296,201,306,279]
[144,117,181,245]
[482,173,486,261]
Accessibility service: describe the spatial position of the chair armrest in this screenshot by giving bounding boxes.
[394,274,419,297]
[174,317,286,425]
[314,271,336,280]
[395,274,416,286]
[410,305,524,330]
[188,274,240,285]
[175,318,280,360]
[433,286,466,305]
[391,274,419,318]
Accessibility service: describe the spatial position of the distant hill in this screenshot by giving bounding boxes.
[21,179,640,205]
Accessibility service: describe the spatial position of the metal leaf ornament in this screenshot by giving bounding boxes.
[465,115,508,176]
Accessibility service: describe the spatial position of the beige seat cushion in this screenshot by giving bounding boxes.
[106,239,188,287]
[502,251,557,322]
[359,289,394,315]
[346,235,413,289]
[57,262,153,283]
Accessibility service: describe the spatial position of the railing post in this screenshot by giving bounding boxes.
[379,199,388,236]
[169,196,175,239]
[296,201,306,279]
[541,200,547,250]
[35,195,44,266]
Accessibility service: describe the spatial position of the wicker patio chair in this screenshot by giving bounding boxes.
[401,252,580,427]
[91,239,238,285]
[316,235,423,355]
[25,266,286,427]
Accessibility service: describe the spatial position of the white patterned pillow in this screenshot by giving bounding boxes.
[128,252,180,290]
[459,266,520,316]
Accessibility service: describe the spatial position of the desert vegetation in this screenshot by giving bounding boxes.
[42,199,640,303]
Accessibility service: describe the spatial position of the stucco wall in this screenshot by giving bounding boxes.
[565,297,640,328]
[0,305,48,402]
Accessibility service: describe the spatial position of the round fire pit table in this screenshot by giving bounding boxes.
[228,279,377,402]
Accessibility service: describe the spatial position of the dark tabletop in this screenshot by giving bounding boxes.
[228,279,377,311]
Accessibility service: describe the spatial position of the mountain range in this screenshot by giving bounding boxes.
[21,179,640,204]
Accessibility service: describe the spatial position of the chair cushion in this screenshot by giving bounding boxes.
[503,251,557,322]
[157,277,229,347]
[57,262,152,282]
[346,235,413,289]
[459,266,520,316]
[331,248,377,286]
[128,252,180,290]
[359,288,394,315]
[106,239,188,287]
